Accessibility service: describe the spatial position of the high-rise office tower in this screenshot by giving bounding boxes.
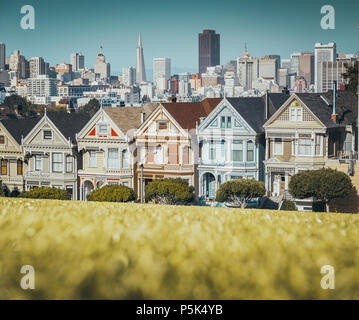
[0,43,5,70]
[298,53,314,87]
[136,32,146,83]
[198,30,220,76]
[94,53,110,80]
[70,52,85,72]
[153,57,171,84]
[314,42,336,92]
[29,57,45,78]
[122,66,136,86]
[8,50,27,79]
[290,52,301,75]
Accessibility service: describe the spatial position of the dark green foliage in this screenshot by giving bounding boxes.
[10,187,20,198]
[79,98,101,117]
[87,185,136,202]
[21,187,71,200]
[215,179,265,208]
[145,178,195,205]
[289,168,353,212]
[312,201,326,212]
[1,94,44,117]
[343,62,358,95]
[282,199,296,211]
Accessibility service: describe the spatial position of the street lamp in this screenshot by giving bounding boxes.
[140,144,161,203]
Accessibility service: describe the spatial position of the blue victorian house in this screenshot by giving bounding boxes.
[196,94,289,200]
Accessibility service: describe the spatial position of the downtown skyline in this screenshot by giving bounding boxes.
[0,0,358,76]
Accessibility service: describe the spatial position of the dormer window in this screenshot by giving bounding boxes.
[43,130,52,140]
[98,124,108,135]
[158,120,168,130]
[290,102,303,122]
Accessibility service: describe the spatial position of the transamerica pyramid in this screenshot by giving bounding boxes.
[136,32,146,83]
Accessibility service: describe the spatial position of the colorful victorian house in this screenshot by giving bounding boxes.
[196,94,289,200]
[76,105,156,200]
[0,118,39,192]
[263,91,357,205]
[22,112,90,199]
[135,98,221,198]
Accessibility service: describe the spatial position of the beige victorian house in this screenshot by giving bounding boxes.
[0,118,39,192]
[76,105,156,200]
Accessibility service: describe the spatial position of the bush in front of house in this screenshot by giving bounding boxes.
[87,184,136,202]
[145,178,195,205]
[289,168,353,212]
[282,199,296,211]
[215,179,266,208]
[21,187,71,200]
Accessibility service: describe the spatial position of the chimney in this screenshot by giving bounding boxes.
[265,90,269,120]
[331,80,337,122]
[141,112,146,124]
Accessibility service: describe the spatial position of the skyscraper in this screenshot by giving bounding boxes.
[153,58,171,84]
[198,30,220,76]
[298,53,314,87]
[29,57,45,78]
[136,32,146,83]
[94,53,110,80]
[314,42,336,92]
[70,52,85,72]
[122,66,136,86]
[0,43,5,70]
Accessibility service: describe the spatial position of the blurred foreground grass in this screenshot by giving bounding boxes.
[0,197,359,299]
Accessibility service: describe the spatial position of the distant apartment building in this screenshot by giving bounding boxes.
[8,50,28,79]
[153,57,171,85]
[29,57,46,78]
[94,53,110,80]
[315,42,336,92]
[298,53,314,88]
[199,30,220,76]
[278,68,289,88]
[0,43,5,70]
[57,84,91,97]
[259,56,279,84]
[122,67,136,86]
[320,61,354,92]
[70,53,85,72]
[27,75,57,97]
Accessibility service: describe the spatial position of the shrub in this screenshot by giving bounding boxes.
[289,168,353,212]
[215,179,266,208]
[0,181,10,197]
[10,187,20,198]
[21,187,71,200]
[145,178,195,205]
[282,199,296,211]
[312,201,326,212]
[87,184,136,202]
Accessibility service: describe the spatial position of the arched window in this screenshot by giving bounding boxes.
[247,141,254,162]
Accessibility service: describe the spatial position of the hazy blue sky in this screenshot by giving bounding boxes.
[0,0,358,77]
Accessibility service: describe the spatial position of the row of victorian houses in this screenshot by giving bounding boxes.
[0,90,357,207]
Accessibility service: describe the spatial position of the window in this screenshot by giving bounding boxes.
[231,175,243,180]
[247,141,254,161]
[43,130,52,140]
[122,181,129,187]
[158,120,168,130]
[52,153,63,172]
[168,144,178,164]
[232,140,243,161]
[298,139,312,156]
[183,145,190,164]
[98,124,107,135]
[220,116,232,128]
[220,117,226,128]
[88,151,97,167]
[108,148,119,169]
[122,150,129,168]
[290,107,303,122]
[34,155,42,171]
[17,159,23,175]
[0,135,4,144]
[273,139,283,155]
[66,156,73,172]
[209,141,216,160]
[66,186,73,197]
[1,159,7,175]
[315,135,322,156]
[226,116,232,128]
[345,141,352,152]
[220,140,225,158]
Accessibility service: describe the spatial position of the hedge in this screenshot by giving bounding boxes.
[87,185,136,202]
[21,187,71,200]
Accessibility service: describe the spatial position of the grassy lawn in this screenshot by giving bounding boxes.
[0,197,359,299]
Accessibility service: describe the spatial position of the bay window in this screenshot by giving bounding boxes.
[232,140,243,161]
[298,138,312,156]
[88,151,97,168]
[108,148,119,169]
[247,141,254,161]
[52,153,63,172]
[66,156,73,173]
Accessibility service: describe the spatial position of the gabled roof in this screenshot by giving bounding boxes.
[104,104,158,135]
[226,93,290,133]
[161,98,222,130]
[296,91,358,128]
[1,117,40,144]
[46,112,91,143]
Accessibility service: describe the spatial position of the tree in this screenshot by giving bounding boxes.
[215,179,265,208]
[289,168,353,212]
[79,98,101,117]
[87,185,136,202]
[343,62,358,95]
[145,178,195,205]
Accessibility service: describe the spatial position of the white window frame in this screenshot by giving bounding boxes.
[290,107,303,122]
[108,148,119,169]
[34,155,42,171]
[66,155,73,173]
[273,139,283,156]
[88,151,97,168]
[43,130,53,140]
[52,153,63,173]
[297,138,312,156]
[122,149,130,169]
[98,123,108,135]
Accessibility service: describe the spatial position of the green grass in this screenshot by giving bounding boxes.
[0,197,359,299]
